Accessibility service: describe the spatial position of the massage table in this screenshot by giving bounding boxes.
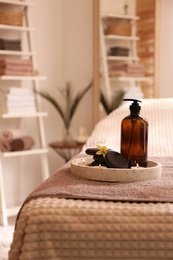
[9,98,173,259]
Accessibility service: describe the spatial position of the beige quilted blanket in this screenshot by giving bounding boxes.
[9,198,173,260]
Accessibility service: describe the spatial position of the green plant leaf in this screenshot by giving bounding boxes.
[69,81,92,121]
[34,80,92,128]
[100,90,125,114]
[34,90,67,125]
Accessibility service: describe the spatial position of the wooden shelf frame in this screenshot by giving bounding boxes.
[107,56,139,61]
[2,148,48,158]
[0,0,50,226]
[101,12,139,20]
[93,0,156,125]
[104,35,140,41]
[0,0,34,6]
[1,111,48,118]
[0,24,35,31]
[0,50,35,56]
[109,76,150,82]
[0,75,46,80]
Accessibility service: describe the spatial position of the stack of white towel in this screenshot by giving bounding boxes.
[0,87,36,114]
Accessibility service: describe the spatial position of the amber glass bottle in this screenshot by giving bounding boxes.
[120,99,148,167]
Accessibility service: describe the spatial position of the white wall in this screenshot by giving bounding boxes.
[30,0,65,173]
[32,0,93,174]
[61,0,93,141]
[100,0,135,14]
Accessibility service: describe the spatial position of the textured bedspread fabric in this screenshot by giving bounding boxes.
[9,198,173,259]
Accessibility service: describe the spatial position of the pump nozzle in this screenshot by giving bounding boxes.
[123,99,141,113]
[123,99,141,104]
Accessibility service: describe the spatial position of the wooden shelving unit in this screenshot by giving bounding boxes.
[100,11,150,102]
[0,0,49,226]
[92,0,160,125]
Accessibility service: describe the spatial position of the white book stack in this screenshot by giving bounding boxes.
[0,87,36,114]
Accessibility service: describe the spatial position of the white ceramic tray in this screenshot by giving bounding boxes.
[70,156,162,183]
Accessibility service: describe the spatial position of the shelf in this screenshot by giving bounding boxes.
[109,76,150,82]
[0,75,46,80]
[101,12,139,20]
[99,7,147,105]
[107,56,139,61]
[0,50,35,56]
[1,112,48,118]
[0,0,34,6]
[104,35,139,41]
[2,148,49,158]
[0,24,35,31]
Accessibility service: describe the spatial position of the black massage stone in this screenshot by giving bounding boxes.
[85,148,99,155]
[90,160,107,167]
[93,154,106,163]
[105,151,129,168]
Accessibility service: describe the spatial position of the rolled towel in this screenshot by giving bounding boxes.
[1,129,27,141]
[0,139,11,152]
[10,136,35,151]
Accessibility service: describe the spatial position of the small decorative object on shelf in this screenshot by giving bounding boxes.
[35,81,92,144]
[76,126,88,144]
[0,38,21,51]
[0,10,23,26]
[109,46,129,57]
[104,18,131,36]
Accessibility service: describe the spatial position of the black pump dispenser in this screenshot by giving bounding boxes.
[120,99,148,167]
[124,99,141,114]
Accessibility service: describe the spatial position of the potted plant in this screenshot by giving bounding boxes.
[100,89,125,114]
[35,81,92,144]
